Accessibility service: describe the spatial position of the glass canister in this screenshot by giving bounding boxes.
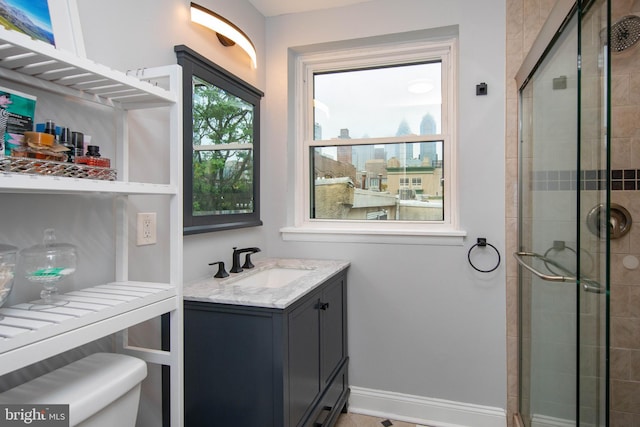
[20,229,76,306]
[0,244,17,310]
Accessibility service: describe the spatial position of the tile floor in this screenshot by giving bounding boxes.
[335,413,431,427]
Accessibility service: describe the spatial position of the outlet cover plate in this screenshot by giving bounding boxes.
[137,212,157,246]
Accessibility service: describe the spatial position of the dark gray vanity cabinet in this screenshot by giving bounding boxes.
[184,271,349,427]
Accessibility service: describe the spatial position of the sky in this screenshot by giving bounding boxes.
[314,62,442,140]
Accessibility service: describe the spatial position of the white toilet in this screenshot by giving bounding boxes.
[0,352,147,427]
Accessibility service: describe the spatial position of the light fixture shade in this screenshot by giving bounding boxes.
[190,3,257,68]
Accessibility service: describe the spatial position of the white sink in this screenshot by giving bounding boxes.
[229,267,312,289]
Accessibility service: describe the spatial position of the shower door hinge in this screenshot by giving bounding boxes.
[577,54,582,70]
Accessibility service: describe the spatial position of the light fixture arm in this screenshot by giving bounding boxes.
[216,33,235,47]
[190,2,257,68]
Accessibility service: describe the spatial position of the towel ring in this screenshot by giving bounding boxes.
[542,241,595,277]
[543,241,577,276]
[468,238,501,273]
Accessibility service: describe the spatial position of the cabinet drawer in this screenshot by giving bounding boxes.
[308,362,348,427]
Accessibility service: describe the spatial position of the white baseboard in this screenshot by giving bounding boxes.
[348,386,507,427]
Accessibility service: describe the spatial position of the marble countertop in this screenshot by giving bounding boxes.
[183,258,350,309]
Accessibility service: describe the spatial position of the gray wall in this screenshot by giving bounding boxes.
[263,0,507,408]
[3,0,507,421]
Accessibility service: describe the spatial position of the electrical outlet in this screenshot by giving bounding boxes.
[136,212,157,246]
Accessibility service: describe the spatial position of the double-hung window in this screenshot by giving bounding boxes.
[284,37,462,243]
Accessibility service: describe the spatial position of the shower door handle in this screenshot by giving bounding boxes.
[512,251,605,293]
[513,251,575,283]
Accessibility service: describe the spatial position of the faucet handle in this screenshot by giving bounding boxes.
[208,261,229,278]
[242,253,256,269]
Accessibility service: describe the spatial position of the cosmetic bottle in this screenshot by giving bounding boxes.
[59,127,74,162]
[44,120,56,136]
[71,132,84,162]
[76,145,110,168]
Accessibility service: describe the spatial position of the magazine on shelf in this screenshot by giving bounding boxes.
[0,85,37,157]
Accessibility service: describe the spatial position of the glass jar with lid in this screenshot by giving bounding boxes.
[0,244,18,312]
[20,229,76,307]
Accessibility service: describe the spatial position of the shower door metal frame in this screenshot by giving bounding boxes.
[516,0,578,89]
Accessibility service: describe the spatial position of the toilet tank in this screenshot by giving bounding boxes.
[0,353,147,427]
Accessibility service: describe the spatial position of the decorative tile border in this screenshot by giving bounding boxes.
[531,169,636,191]
[611,169,639,191]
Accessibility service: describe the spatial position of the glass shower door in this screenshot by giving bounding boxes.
[518,11,581,425]
[577,1,608,425]
[517,0,609,426]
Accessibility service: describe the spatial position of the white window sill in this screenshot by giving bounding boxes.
[280,225,467,245]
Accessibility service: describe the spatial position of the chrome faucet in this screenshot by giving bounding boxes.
[230,247,261,273]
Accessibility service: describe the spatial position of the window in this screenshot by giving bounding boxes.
[176,45,264,234]
[285,37,461,242]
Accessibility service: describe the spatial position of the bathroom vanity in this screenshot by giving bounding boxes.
[183,258,349,427]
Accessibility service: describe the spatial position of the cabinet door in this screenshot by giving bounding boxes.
[184,305,277,427]
[288,294,321,426]
[320,277,345,385]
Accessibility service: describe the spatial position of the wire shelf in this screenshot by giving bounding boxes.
[0,156,117,181]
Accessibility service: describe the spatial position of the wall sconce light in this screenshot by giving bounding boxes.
[190,2,257,68]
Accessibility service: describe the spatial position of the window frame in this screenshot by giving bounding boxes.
[283,38,464,244]
[176,45,264,235]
